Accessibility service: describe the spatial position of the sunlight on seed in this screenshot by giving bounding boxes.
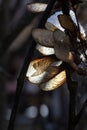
[40,66,60,83]
[47,11,64,31]
[32,57,56,75]
[47,10,77,31]
[47,9,86,38]
[26,65,60,85]
[36,44,55,55]
[26,61,47,84]
[27,56,56,76]
[27,3,47,13]
[39,70,66,91]
[26,56,58,84]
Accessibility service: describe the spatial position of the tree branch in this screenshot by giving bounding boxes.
[60,1,78,130]
[75,99,87,125]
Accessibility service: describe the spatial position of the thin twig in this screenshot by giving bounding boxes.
[60,1,78,130]
[0,73,6,130]
[7,39,35,130]
[65,65,78,130]
[75,99,87,125]
[67,77,78,130]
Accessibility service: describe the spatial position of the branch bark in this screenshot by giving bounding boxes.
[60,1,78,130]
[75,99,87,125]
[66,75,78,130]
[0,71,6,130]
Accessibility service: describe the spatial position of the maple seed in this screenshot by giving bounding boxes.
[27,3,47,13]
[39,70,66,91]
[32,28,85,74]
[26,56,66,91]
[36,44,55,56]
[26,56,57,84]
[58,14,77,32]
[32,29,54,47]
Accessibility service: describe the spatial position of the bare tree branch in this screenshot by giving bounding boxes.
[75,99,87,125]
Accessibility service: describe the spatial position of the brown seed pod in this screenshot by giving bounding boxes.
[39,70,66,91]
[26,56,57,84]
[39,66,60,83]
[27,3,47,13]
[53,38,86,75]
[53,29,69,43]
[26,56,66,91]
[58,14,77,32]
[32,56,57,75]
[54,40,72,63]
[32,29,54,47]
[32,28,68,48]
[53,33,79,72]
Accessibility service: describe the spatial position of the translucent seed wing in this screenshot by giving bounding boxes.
[39,70,66,91]
[58,14,77,32]
[32,28,54,47]
[27,3,47,13]
[36,44,55,55]
[26,56,57,84]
